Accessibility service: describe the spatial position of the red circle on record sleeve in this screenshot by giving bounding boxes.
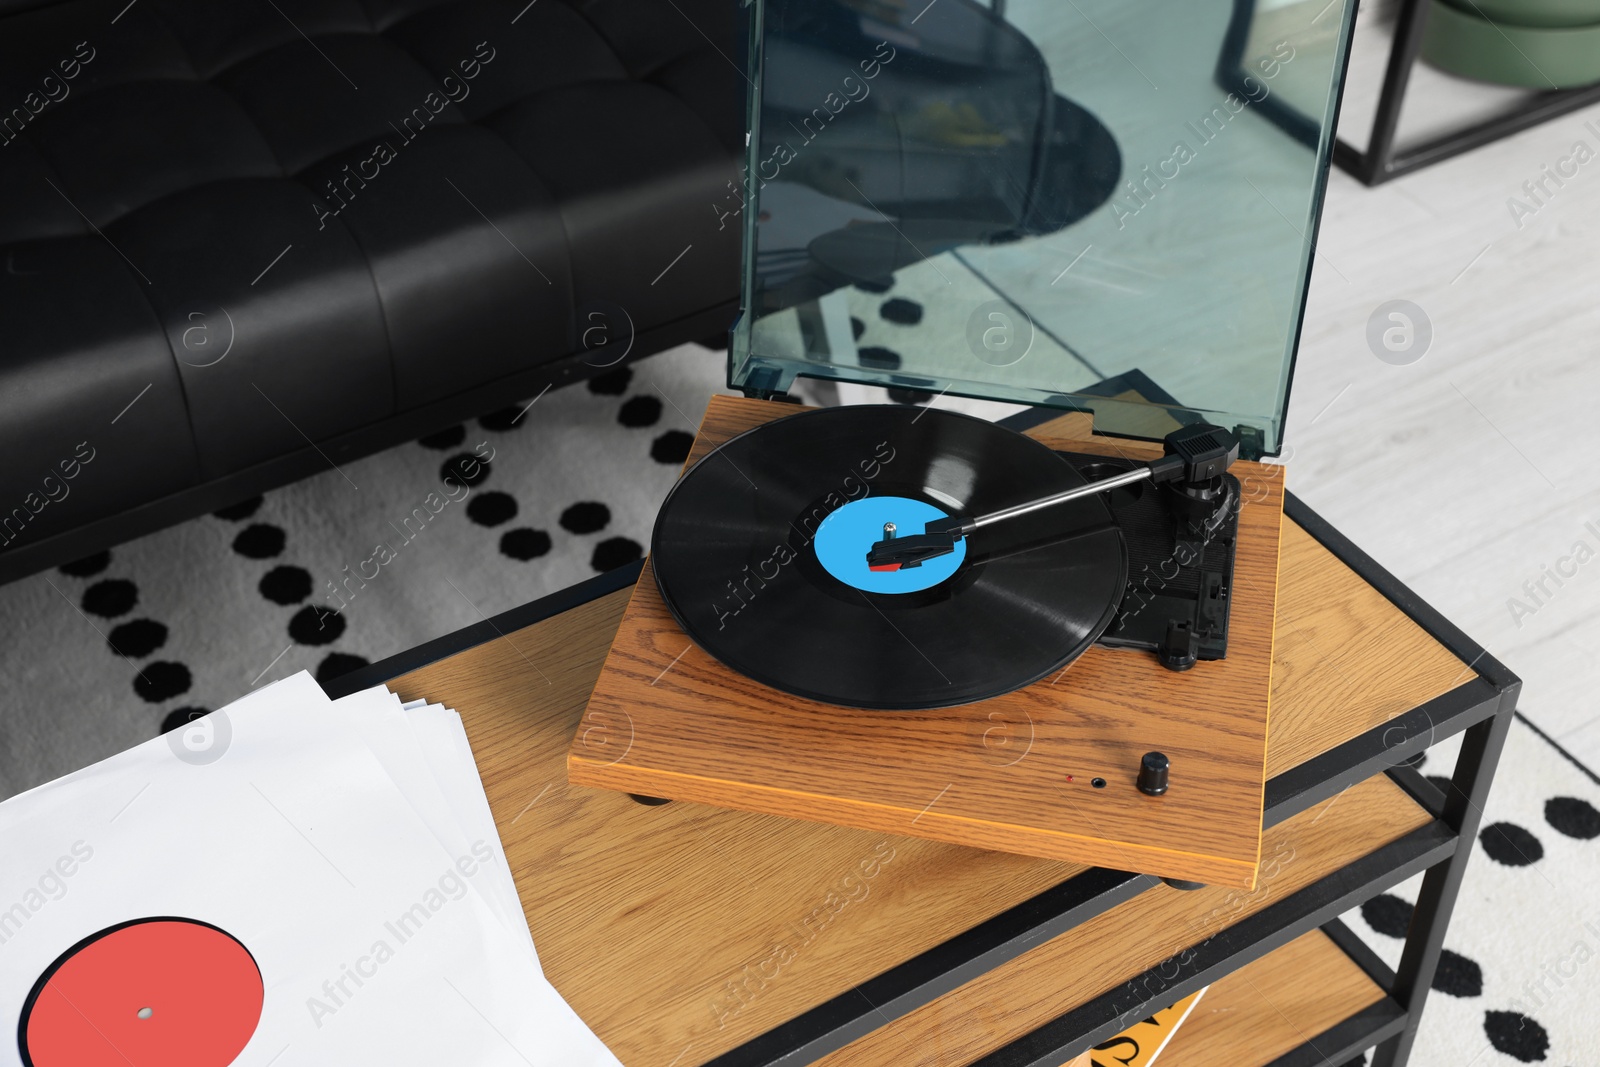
[19,918,263,1067]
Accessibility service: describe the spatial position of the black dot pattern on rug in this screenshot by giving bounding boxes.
[233,501,354,692]
[854,277,892,294]
[619,395,662,428]
[289,605,346,646]
[212,495,263,521]
[1399,750,1427,768]
[859,346,902,370]
[1433,948,1483,997]
[71,557,185,718]
[108,619,167,659]
[82,579,137,618]
[160,706,209,734]
[479,406,526,432]
[1484,1010,1549,1062]
[850,316,866,340]
[59,550,111,577]
[591,536,642,572]
[880,297,924,325]
[1427,774,1454,797]
[651,430,694,465]
[1545,795,1600,839]
[888,387,933,406]
[1361,893,1413,938]
[440,453,492,489]
[468,491,518,527]
[259,565,312,605]
[233,523,285,559]
[588,367,633,395]
[561,501,611,534]
[316,652,369,684]
[501,527,552,561]
[418,424,466,450]
[1480,821,1544,866]
[134,661,191,703]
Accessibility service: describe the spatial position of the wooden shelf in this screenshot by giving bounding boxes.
[387,584,1435,1067]
[373,405,1489,1067]
[1108,929,1387,1067]
[1154,929,1387,1067]
[807,776,1425,1067]
[391,590,1092,1066]
[1268,521,1470,778]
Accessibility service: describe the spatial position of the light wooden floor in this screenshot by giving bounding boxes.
[1291,46,1600,770]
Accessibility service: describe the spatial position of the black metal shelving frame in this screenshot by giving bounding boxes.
[694,493,1517,1067]
[1215,0,1600,186]
[1332,0,1600,185]
[333,494,1518,1067]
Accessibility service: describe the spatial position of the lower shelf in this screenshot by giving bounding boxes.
[812,773,1435,1067]
[1147,928,1386,1067]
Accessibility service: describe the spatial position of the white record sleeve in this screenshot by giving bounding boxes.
[0,673,617,1067]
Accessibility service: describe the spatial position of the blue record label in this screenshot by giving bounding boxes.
[813,496,967,593]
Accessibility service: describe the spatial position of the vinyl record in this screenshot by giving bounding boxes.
[651,405,1127,709]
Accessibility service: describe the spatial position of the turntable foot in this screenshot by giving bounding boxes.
[1158,621,1200,671]
[628,794,673,806]
[1162,878,1206,891]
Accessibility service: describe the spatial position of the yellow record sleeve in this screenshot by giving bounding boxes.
[1065,987,1208,1067]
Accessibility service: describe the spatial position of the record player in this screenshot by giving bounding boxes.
[568,0,1357,890]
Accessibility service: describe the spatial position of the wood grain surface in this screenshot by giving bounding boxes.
[570,397,1285,889]
[1147,929,1386,1067]
[384,487,1462,1067]
[809,774,1424,1067]
[387,590,1095,1067]
[1266,521,1472,776]
[1024,413,1476,779]
[388,595,1421,1067]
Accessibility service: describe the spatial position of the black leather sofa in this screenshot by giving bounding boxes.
[0,0,742,583]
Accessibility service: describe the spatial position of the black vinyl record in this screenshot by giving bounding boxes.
[652,405,1127,709]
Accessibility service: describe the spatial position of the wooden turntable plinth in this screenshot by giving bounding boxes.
[567,396,1285,889]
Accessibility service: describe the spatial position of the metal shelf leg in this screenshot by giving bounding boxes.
[1370,690,1517,1067]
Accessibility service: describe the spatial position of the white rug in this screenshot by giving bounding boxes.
[1346,726,1600,1067]
[1,330,1595,1067]
[0,342,738,795]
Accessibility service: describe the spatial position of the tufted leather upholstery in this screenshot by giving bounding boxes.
[0,0,741,565]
